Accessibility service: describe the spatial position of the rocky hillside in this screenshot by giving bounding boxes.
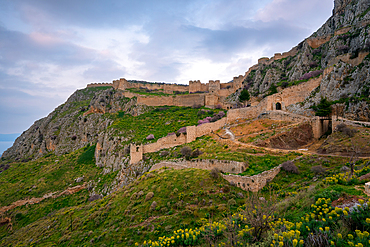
[237,0,370,121]
[1,87,148,162]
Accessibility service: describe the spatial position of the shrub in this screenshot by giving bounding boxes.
[337,45,349,52]
[222,185,230,193]
[145,192,154,201]
[150,201,157,211]
[146,134,154,140]
[210,168,220,179]
[311,165,326,175]
[336,123,358,137]
[281,161,299,174]
[192,104,202,109]
[181,146,192,159]
[124,145,130,155]
[227,199,236,207]
[309,61,318,68]
[299,70,323,80]
[191,148,203,158]
[239,88,250,102]
[160,150,169,157]
[215,104,222,109]
[71,135,77,141]
[177,127,187,136]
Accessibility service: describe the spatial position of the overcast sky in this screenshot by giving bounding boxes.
[0,0,334,136]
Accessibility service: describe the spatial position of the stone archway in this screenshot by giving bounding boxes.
[276,102,282,110]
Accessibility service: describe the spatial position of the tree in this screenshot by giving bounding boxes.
[314,98,332,116]
[239,89,250,102]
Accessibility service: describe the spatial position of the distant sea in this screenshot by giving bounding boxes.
[0,134,20,156]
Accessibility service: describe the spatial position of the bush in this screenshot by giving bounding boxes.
[145,192,154,201]
[160,151,169,157]
[299,70,323,80]
[191,148,203,158]
[227,199,236,207]
[181,146,192,159]
[336,123,358,137]
[281,161,299,174]
[311,165,326,175]
[210,168,220,179]
[192,104,202,109]
[239,89,250,102]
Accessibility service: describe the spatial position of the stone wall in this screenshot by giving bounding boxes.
[307,35,332,49]
[87,83,113,88]
[135,94,204,107]
[149,159,247,174]
[143,133,187,154]
[130,117,227,164]
[222,165,282,192]
[257,47,299,66]
[189,80,208,93]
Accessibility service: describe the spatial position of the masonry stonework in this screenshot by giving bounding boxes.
[222,165,282,192]
[150,159,247,174]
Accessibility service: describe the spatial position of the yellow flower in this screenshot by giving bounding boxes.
[337,233,342,239]
[366,218,370,224]
[325,227,330,232]
[299,240,304,245]
[330,241,335,246]
[347,242,354,247]
[279,242,284,247]
[293,239,298,247]
[348,234,354,239]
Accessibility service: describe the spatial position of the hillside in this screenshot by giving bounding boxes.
[2,0,370,246]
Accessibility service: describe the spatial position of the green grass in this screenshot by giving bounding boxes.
[0,145,112,207]
[109,106,225,145]
[0,168,247,246]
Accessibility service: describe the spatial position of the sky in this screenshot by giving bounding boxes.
[0,0,334,137]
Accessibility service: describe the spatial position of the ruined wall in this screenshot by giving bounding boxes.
[150,159,247,174]
[195,118,227,137]
[129,117,227,164]
[130,144,143,164]
[222,165,282,192]
[307,36,332,49]
[267,75,322,110]
[189,80,208,93]
[87,83,113,88]
[143,133,187,153]
[258,111,311,122]
[137,94,205,107]
[257,47,299,66]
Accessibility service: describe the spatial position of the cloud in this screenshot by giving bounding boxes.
[255,0,333,30]
[0,0,335,135]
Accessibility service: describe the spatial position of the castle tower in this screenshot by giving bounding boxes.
[208,80,220,94]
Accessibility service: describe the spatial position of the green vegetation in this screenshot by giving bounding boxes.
[0,145,114,207]
[110,106,225,145]
[311,97,332,116]
[239,88,250,102]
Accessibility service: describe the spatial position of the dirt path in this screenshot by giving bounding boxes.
[0,184,86,214]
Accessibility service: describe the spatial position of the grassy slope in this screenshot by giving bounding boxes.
[109,106,225,145]
[0,168,247,246]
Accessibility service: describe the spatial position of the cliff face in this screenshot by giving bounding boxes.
[237,0,370,121]
[1,87,148,162]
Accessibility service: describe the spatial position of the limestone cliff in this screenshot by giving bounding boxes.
[236,0,370,121]
[1,87,148,162]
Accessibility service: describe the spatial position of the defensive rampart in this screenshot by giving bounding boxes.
[222,165,282,192]
[149,159,247,174]
[130,118,227,164]
[87,83,113,88]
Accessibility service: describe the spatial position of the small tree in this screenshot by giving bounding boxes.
[313,98,332,116]
[239,89,250,102]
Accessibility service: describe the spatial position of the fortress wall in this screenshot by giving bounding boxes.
[195,118,227,137]
[137,94,205,107]
[150,159,246,174]
[258,111,311,122]
[205,94,219,107]
[130,144,143,164]
[137,95,174,106]
[189,80,208,93]
[222,165,282,192]
[87,83,113,88]
[218,88,234,97]
[123,91,138,98]
[307,35,332,49]
[163,84,188,92]
[143,134,187,153]
[173,94,205,107]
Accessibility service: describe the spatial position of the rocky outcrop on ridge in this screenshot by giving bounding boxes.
[238,0,370,121]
